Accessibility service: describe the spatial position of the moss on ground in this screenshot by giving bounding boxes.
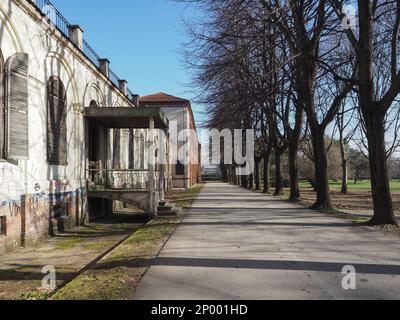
[166,184,205,209]
[54,237,85,250]
[48,184,205,300]
[50,218,180,300]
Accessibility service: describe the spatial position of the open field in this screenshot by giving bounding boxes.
[299,180,400,192]
[287,180,399,215]
[296,189,400,214]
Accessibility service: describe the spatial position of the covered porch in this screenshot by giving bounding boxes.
[84,106,169,216]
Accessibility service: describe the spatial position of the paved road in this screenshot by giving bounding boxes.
[135,183,400,300]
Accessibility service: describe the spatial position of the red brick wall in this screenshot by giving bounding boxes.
[0,189,85,254]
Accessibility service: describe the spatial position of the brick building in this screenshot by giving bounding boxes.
[140,93,201,189]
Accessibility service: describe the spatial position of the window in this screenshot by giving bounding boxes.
[0,216,6,236]
[47,76,68,165]
[89,100,98,108]
[4,53,29,159]
[176,161,185,176]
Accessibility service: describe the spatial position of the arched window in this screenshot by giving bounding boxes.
[47,76,68,165]
[89,100,98,108]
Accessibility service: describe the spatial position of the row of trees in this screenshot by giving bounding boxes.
[180,0,400,226]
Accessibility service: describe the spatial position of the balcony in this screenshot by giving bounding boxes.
[83,107,169,129]
[87,169,163,214]
[87,169,161,191]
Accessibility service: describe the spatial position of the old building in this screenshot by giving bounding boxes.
[0,0,170,253]
[140,92,201,189]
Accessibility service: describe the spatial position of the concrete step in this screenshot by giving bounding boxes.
[158,205,175,212]
[157,207,182,217]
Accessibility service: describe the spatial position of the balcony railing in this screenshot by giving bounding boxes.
[87,169,161,191]
[33,0,135,103]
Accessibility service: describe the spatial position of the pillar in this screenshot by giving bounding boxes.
[148,117,156,216]
[68,25,84,50]
[98,58,110,77]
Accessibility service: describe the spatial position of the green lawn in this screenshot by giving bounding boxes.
[299,180,400,192]
[166,184,205,209]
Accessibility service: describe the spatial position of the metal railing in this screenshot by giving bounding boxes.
[83,39,101,67]
[33,0,135,103]
[87,169,161,191]
[34,0,69,35]
[109,69,121,89]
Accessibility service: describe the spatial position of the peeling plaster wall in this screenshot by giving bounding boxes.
[0,0,134,253]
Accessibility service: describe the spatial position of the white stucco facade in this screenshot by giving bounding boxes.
[0,0,167,253]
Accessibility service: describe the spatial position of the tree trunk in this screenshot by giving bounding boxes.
[255,160,261,191]
[249,174,254,190]
[241,175,248,189]
[339,133,348,194]
[311,132,332,209]
[263,148,272,193]
[341,159,348,194]
[288,140,300,201]
[274,151,283,196]
[364,109,397,226]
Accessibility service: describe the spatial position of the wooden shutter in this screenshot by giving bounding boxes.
[5,53,29,159]
[59,82,67,165]
[47,77,67,165]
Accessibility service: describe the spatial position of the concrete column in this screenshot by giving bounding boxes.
[118,80,128,95]
[160,133,166,201]
[98,58,110,77]
[149,117,156,216]
[68,25,84,50]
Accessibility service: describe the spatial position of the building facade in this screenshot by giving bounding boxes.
[140,93,201,189]
[0,0,169,253]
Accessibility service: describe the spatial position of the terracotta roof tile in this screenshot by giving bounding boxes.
[139,92,189,104]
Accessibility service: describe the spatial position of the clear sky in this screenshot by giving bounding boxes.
[51,0,203,124]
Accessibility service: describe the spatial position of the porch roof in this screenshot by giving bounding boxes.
[83,106,169,129]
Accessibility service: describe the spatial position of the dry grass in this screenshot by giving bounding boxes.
[165,184,205,209]
[51,218,180,300]
[293,189,400,214]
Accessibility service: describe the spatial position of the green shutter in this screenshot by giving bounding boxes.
[5,53,29,159]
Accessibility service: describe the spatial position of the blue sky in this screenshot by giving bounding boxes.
[51,0,203,124]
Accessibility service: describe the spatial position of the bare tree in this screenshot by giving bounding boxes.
[332,0,399,225]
